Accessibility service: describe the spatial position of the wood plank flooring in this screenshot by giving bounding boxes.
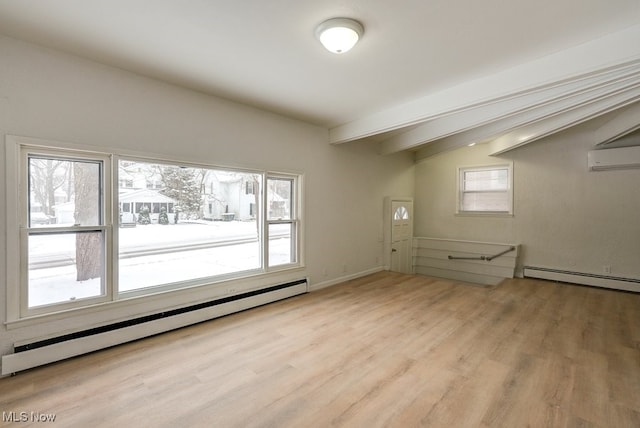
[1,272,639,427]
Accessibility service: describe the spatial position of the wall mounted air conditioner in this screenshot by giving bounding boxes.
[588,146,640,171]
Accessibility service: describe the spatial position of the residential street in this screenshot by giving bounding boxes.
[28,221,293,307]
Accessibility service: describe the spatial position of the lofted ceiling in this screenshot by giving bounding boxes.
[0,0,639,157]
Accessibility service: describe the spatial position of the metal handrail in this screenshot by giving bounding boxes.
[448,246,516,262]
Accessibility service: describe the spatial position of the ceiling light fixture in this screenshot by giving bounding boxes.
[316,18,364,54]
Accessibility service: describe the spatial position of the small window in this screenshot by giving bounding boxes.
[245,180,256,195]
[458,165,512,214]
[394,206,409,220]
[146,180,157,189]
[119,178,134,188]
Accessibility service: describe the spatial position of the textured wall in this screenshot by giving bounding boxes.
[414,122,640,279]
[0,35,414,361]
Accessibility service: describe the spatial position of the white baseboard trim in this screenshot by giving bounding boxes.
[2,281,307,375]
[524,266,640,293]
[309,267,385,292]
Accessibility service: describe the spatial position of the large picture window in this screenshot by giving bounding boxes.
[9,140,302,318]
[117,159,263,295]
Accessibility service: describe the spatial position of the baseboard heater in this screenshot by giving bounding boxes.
[1,279,307,375]
[523,266,640,293]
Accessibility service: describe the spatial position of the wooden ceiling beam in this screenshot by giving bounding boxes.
[329,25,640,147]
[379,66,640,155]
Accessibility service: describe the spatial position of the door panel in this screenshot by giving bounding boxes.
[390,200,413,273]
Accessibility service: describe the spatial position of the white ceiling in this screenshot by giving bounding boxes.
[1,0,639,155]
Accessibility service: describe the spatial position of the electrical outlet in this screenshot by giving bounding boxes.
[603,265,611,274]
[342,264,347,273]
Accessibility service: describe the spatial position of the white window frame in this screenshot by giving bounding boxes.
[19,148,114,317]
[265,174,300,269]
[457,164,513,216]
[5,136,303,321]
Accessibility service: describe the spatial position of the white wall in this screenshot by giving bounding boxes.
[414,122,640,280]
[0,36,414,360]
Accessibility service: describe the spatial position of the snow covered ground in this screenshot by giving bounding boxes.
[28,221,293,307]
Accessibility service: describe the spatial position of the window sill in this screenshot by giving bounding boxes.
[455,212,514,218]
[5,265,306,331]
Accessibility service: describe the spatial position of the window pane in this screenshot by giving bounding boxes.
[394,206,409,220]
[459,166,512,213]
[462,192,510,212]
[118,160,262,292]
[28,231,105,307]
[118,223,261,292]
[29,157,102,227]
[267,178,293,220]
[268,223,296,267]
[463,169,508,191]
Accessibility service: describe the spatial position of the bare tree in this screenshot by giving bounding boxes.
[74,162,102,281]
[29,158,69,216]
[250,174,261,232]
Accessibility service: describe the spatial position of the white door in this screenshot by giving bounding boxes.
[390,200,413,273]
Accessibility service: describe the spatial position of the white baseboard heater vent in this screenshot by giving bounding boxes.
[523,266,640,293]
[2,279,307,375]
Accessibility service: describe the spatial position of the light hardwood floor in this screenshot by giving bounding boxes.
[1,272,639,427]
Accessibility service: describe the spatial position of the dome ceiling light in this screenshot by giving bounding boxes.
[315,18,364,54]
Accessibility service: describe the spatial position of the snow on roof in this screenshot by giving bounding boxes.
[118,189,176,203]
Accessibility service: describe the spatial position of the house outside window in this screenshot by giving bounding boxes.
[119,178,134,188]
[6,138,302,319]
[245,180,256,195]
